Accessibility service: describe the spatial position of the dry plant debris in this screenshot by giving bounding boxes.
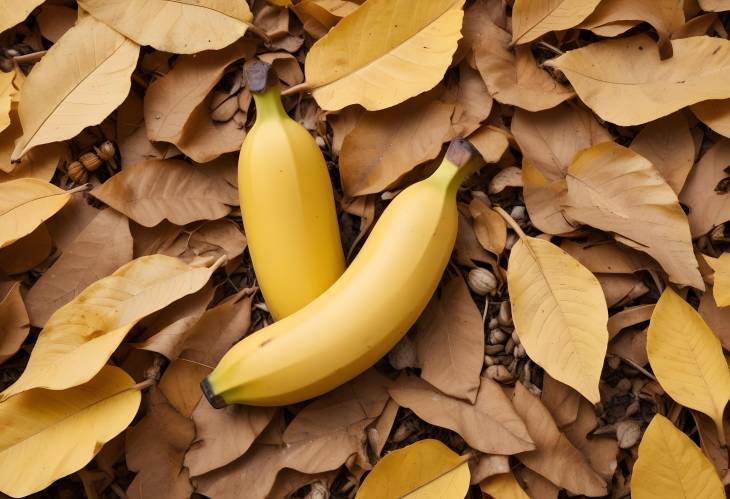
[0,0,729,498]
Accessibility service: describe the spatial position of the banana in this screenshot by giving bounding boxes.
[239,61,345,320]
[203,139,484,407]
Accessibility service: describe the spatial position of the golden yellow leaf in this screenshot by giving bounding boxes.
[1,255,222,400]
[546,35,730,126]
[303,0,465,111]
[480,473,529,499]
[705,253,730,307]
[0,0,45,33]
[632,414,725,499]
[11,15,139,160]
[564,142,703,290]
[511,0,601,44]
[78,0,252,54]
[507,233,608,403]
[648,288,730,444]
[0,366,140,498]
[355,439,470,499]
[0,178,72,249]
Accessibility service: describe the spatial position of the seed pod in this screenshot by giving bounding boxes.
[97,141,116,161]
[467,268,497,295]
[67,161,88,184]
[79,152,102,172]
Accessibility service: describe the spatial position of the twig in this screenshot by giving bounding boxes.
[66,183,93,195]
[537,40,564,56]
[130,378,155,391]
[281,81,312,96]
[494,206,527,239]
[110,483,128,499]
[621,357,656,381]
[13,50,46,64]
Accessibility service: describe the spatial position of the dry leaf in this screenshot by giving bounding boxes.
[699,287,730,350]
[467,125,510,164]
[389,375,535,455]
[445,64,493,137]
[0,0,45,34]
[303,0,465,111]
[507,235,608,403]
[521,160,575,235]
[0,71,13,134]
[25,208,133,327]
[629,113,695,194]
[511,382,607,497]
[511,0,601,44]
[679,139,730,237]
[356,439,470,499]
[0,366,140,498]
[293,0,360,36]
[577,0,684,44]
[78,0,253,54]
[699,0,730,11]
[488,166,522,195]
[480,472,529,499]
[258,52,304,86]
[597,274,650,308]
[126,387,194,499]
[0,283,29,364]
[647,288,730,444]
[91,159,238,227]
[0,178,73,249]
[1,255,221,400]
[632,414,725,499]
[11,15,139,160]
[704,253,730,306]
[546,35,730,125]
[560,237,659,275]
[36,4,77,43]
[564,142,703,289]
[694,411,730,480]
[541,374,580,429]
[516,467,560,499]
[117,91,179,167]
[607,304,655,340]
[469,199,507,256]
[0,224,52,275]
[414,275,484,402]
[563,398,618,480]
[691,99,730,139]
[45,195,99,252]
[339,91,454,196]
[469,454,510,484]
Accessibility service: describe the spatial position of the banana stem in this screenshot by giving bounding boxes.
[494,206,527,240]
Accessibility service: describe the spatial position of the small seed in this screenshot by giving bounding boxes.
[511,330,520,345]
[484,355,497,366]
[616,420,641,449]
[504,338,515,355]
[510,205,526,221]
[97,141,116,162]
[366,427,380,453]
[514,344,526,358]
[625,400,641,418]
[486,365,513,382]
[485,344,504,355]
[498,301,512,327]
[607,355,621,370]
[489,328,508,344]
[488,318,498,329]
[467,268,498,295]
[79,152,102,172]
[616,378,632,393]
[66,161,88,184]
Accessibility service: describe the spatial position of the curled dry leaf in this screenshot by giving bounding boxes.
[0,366,140,498]
[78,0,253,54]
[632,414,725,499]
[507,234,608,403]
[469,198,507,256]
[563,398,618,480]
[11,15,139,160]
[25,208,133,327]
[36,4,77,43]
[91,159,238,227]
[389,375,535,455]
[647,288,730,444]
[480,472,529,499]
[541,374,580,429]
[564,142,703,289]
[546,35,730,126]
[607,304,655,340]
[691,99,730,139]
[0,0,45,34]
[577,0,684,45]
[356,439,470,499]
[1,255,221,400]
[117,92,179,168]
[414,275,484,402]
[303,0,465,111]
[488,167,522,195]
[560,236,659,275]
[0,178,73,249]
[511,0,601,44]
[704,253,730,307]
[467,125,510,165]
[469,454,510,484]
[699,287,730,351]
[445,63,493,137]
[0,283,29,364]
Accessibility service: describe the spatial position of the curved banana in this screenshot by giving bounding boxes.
[239,61,345,320]
[203,140,484,407]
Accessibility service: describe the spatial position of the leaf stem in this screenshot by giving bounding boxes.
[494,206,527,240]
[281,82,312,96]
[13,50,47,64]
[131,378,155,392]
[67,183,93,195]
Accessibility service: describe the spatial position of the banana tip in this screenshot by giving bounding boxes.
[446,138,480,168]
[246,60,276,94]
[200,377,227,409]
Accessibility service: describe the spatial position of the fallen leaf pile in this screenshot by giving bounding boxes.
[1,0,730,498]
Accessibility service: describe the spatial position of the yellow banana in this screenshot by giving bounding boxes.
[203,140,484,407]
[239,61,345,320]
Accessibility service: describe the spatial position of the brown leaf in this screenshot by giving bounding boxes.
[469,198,507,256]
[389,375,535,455]
[414,275,484,402]
[699,287,730,351]
[36,4,77,43]
[0,223,52,275]
[487,166,523,195]
[455,205,495,267]
[181,220,247,263]
[444,63,493,137]
[516,467,559,499]
[511,382,607,496]
[560,237,660,275]
[0,282,29,364]
[91,159,238,227]
[607,304,655,340]
[329,105,364,156]
[25,208,133,327]
[117,92,179,167]
[562,398,618,481]
[469,454,510,484]
[369,398,399,457]
[578,0,684,44]
[258,52,304,87]
[511,0,601,44]
[467,125,510,164]
[339,91,454,196]
[598,274,649,308]
[608,327,648,366]
[694,410,730,479]
[522,161,575,235]
[144,40,255,162]
[679,138,730,237]
[45,196,99,252]
[126,387,195,499]
[541,374,580,429]
[630,113,695,194]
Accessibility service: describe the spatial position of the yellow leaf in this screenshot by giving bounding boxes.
[564,142,703,290]
[303,0,465,111]
[546,35,730,126]
[511,0,601,45]
[507,234,608,403]
[0,0,45,33]
[647,288,730,444]
[1,255,222,400]
[78,0,252,54]
[0,178,72,249]
[11,15,139,160]
[632,414,725,499]
[356,439,470,499]
[577,0,684,44]
[705,253,730,307]
[480,473,529,499]
[0,366,140,498]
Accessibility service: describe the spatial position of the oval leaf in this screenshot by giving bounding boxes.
[632,414,725,499]
[356,439,470,499]
[508,235,608,403]
[1,255,222,400]
[512,0,601,45]
[704,253,730,307]
[0,0,45,34]
[12,15,139,160]
[480,473,529,499]
[0,178,71,249]
[304,0,465,111]
[0,366,140,498]
[647,288,730,444]
[78,0,252,54]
